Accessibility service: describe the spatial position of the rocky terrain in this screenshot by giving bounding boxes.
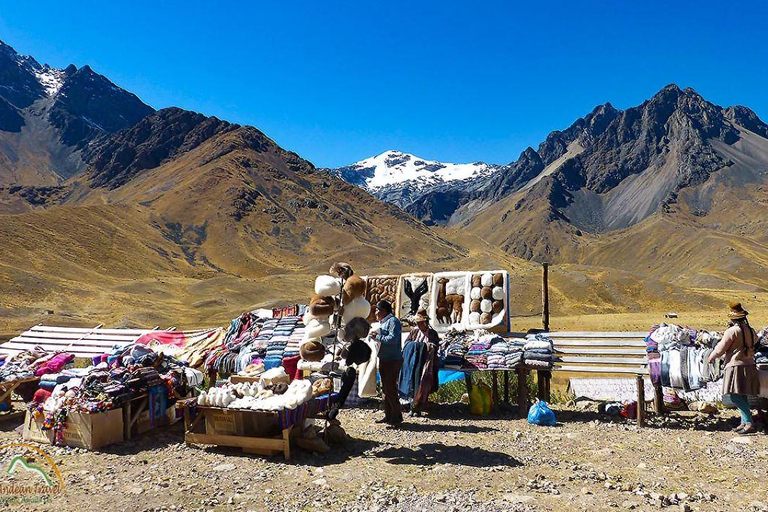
[1,404,767,511]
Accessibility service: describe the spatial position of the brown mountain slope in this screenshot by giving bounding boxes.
[67,108,466,276]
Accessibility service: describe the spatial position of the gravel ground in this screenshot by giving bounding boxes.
[1,403,768,511]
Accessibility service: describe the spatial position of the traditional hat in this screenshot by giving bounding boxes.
[309,295,336,318]
[728,302,749,319]
[300,340,326,362]
[344,317,371,342]
[343,276,367,302]
[345,339,372,366]
[413,308,430,323]
[329,262,354,280]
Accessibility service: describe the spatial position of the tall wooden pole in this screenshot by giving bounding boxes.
[542,263,550,332]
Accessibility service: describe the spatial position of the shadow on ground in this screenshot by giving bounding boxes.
[394,422,498,434]
[555,408,764,433]
[374,442,522,468]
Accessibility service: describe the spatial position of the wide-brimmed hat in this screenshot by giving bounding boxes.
[413,308,430,323]
[300,339,326,362]
[728,301,749,319]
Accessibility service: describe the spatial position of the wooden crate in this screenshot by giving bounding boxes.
[23,408,124,450]
[183,405,291,460]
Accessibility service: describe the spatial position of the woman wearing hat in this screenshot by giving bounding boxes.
[709,302,760,434]
[402,308,440,416]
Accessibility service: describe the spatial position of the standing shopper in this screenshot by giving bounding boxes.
[374,300,403,425]
[709,302,760,435]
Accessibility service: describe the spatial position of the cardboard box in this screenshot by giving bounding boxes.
[24,408,124,450]
[204,409,243,436]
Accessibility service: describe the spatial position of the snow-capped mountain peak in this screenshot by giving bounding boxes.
[34,65,67,97]
[334,150,497,191]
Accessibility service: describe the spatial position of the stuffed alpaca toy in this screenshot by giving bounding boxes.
[343,317,371,342]
[315,275,341,296]
[341,296,370,324]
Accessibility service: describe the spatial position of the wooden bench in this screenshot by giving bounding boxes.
[546,331,660,426]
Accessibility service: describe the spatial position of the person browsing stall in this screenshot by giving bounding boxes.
[373,300,403,425]
[709,302,760,435]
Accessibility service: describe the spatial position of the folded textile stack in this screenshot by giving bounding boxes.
[442,329,470,368]
[284,324,305,359]
[486,337,524,369]
[463,335,492,369]
[756,328,768,365]
[0,348,75,383]
[523,335,560,370]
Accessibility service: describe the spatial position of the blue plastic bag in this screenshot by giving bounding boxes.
[527,399,557,426]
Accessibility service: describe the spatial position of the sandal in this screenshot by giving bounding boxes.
[732,424,745,432]
[739,424,758,435]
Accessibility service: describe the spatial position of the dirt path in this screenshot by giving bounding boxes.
[1,405,767,511]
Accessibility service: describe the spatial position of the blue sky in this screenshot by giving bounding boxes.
[1,1,766,167]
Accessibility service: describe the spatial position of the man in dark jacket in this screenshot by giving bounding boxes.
[373,300,403,425]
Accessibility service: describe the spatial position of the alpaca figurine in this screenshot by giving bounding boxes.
[451,295,464,324]
[436,278,451,324]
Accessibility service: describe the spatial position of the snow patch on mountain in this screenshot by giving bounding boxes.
[337,150,499,191]
[34,65,66,96]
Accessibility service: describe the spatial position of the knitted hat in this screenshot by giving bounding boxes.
[728,302,749,319]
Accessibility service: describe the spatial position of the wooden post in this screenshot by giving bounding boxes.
[537,370,551,402]
[517,367,529,418]
[653,383,664,415]
[492,371,499,412]
[542,263,550,332]
[464,373,472,394]
[503,371,510,404]
[636,374,645,427]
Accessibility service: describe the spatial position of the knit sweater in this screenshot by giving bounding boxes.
[712,324,757,368]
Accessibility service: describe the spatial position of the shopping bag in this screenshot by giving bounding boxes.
[527,399,557,426]
[469,382,493,415]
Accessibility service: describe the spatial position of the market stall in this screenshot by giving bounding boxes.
[24,343,201,449]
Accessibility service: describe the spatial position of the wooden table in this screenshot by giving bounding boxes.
[122,393,148,441]
[180,395,336,461]
[182,404,293,460]
[460,368,551,416]
[0,377,39,422]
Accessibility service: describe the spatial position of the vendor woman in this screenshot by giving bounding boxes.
[709,302,760,435]
[402,308,440,417]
